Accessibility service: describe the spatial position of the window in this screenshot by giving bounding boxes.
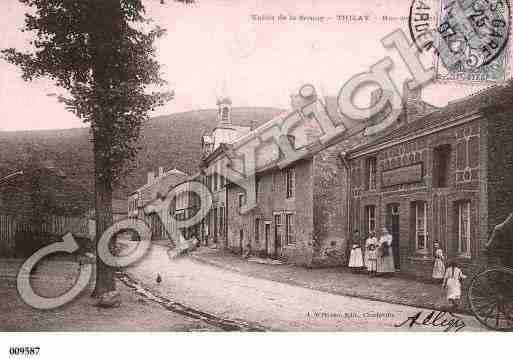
[286,168,295,198]
[205,212,210,236]
[213,207,218,241]
[433,145,451,188]
[457,201,471,256]
[220,175,225,188]
[207,175,212,192]
[129,199,137,215]
[255,218,260,243]
[213,173,218,191]
[285,213,295,245]
[175,209,187,221]
[238,193,246,209]
[255,178,260,202]
[413,201,428,252]
[366,157,377,190]
[219,207,224,237]
[365,205,376,234]
[274,213,282,245]
[222,107,229,122]
[272,172,278,192]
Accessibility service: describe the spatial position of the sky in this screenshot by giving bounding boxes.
[0,0,502,131]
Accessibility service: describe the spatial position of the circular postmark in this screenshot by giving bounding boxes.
[409,0,510,70]
[409,0,440,52]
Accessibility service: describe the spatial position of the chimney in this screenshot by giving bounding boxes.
[403,81,422,123]
[147,171,155,185]
[158,166,164,177]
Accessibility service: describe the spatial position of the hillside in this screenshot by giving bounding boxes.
[0,107,284,200]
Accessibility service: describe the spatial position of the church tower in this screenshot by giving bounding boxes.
[216,97,232,125]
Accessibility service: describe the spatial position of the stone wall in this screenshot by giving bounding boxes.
[311,142,350,267]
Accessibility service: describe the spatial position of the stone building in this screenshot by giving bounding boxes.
[199,98,253,246]
[345,80,513,278]
[200,94,361,267]
[127,166,189,240]
[198,83,438,267]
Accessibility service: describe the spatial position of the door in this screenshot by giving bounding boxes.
[213,208,218,243]
[386,204,401,269]
[265,223,271,257]
[274,214,282,258]
[239,229,244,254]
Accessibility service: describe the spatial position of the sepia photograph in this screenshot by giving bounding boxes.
[0,0,512,356]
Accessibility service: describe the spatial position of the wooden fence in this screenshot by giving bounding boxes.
[0,213,89,256]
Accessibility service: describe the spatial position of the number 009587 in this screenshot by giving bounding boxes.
[9,347,40,356]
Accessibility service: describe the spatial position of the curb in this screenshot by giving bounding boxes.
[118,271,267,331]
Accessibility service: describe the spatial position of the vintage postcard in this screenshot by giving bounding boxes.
[1,0,512,356]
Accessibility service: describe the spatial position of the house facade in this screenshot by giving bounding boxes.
[198,83,439,267]
[346,81,513,278]
[128,166,189,241]
[200,94,363,267]
[198,98,252,247]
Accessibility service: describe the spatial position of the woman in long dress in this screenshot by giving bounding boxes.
[348,230,364,271]
[365,231,378,276]
[443,261,467,309]
[432,242,445,282]
[377,227,395,275]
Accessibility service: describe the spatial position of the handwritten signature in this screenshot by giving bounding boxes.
[395,310,466,332]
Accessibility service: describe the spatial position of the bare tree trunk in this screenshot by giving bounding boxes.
[89,0,121,299]
[91,142,115,298]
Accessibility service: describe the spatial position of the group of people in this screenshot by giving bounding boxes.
[348,227,395,276]
[348,229,467,309]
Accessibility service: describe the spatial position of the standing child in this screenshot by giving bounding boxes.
[442,261,467,310]
[432,242,445,283]
[365,231,378,276]
[348,229,364,272]
[377,227,395,276]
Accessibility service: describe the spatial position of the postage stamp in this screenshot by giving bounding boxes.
[409,0,511,82]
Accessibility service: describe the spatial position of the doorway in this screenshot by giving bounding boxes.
[239,229,244,254]
[265,222,271,257]
[274,214,282,258]
[386,204,401,269]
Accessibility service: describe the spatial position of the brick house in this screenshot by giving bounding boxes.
[345,80,513,279]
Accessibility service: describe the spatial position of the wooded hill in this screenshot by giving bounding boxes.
[0,107,283,200]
